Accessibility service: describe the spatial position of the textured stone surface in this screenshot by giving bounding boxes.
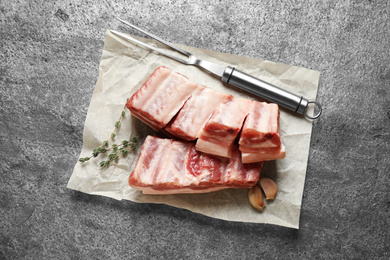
[1,0,389,259]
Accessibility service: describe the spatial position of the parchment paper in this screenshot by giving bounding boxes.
[67,30,320,229]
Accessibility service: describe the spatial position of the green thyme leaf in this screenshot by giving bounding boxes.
[78,98,139,167]
[93,149,99,157]
[79,157,91,163]
[99,160,110,167]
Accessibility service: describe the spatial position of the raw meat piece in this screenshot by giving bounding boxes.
[239,101,286,163]
[129,136,263,194]
[126,67,285,163]
[241,145,286,163]
[196,96,252,158]
[165,87,230,141]
[126,66,200,131]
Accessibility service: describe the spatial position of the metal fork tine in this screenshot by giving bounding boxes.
[113,18,228,77]
[116,17,192,58]
[110,30,189,64]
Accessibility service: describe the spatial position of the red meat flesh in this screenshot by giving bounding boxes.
[126,67,286,164]
[129,136,263,194]
[165,87,229,141]
[239,101,286,163]
[126,66,200,131]
[196,96,252,158]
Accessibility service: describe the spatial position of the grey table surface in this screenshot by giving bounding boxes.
[1,0,389,259]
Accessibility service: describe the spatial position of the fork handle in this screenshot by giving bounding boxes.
[221,66,321,119]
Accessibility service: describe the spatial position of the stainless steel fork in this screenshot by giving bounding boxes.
[111,18,322,120]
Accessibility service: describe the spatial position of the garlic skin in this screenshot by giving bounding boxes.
[248,184,265,210]
[259,177,278,200]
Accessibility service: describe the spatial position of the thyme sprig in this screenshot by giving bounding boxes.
[97,137,138,167]
[78,99,138,167]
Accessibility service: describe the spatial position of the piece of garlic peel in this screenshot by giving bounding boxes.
[259,177,278,200]
[248,184,265,210]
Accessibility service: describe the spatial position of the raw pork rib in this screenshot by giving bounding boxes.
[129,135,263,194]
[126,66,285,163]
[165,87,229,141]
[195,96,252,158]
[239,101,285,163]
[241,146,286,164]
[126,66,199,131]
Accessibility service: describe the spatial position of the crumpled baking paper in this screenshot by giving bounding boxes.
[67,30,320,229]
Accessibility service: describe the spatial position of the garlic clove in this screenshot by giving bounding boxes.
[259,177,277,200]
[248,184,265,210]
